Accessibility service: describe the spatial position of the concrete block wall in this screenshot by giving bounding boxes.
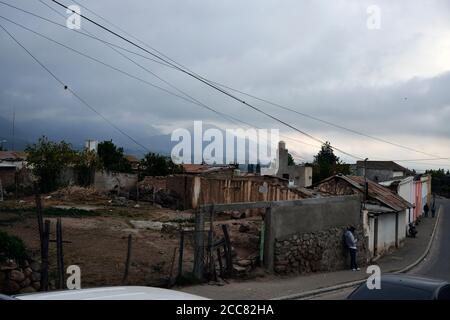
[94,170,138,193]
[263,195,368,273]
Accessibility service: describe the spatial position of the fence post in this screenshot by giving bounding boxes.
[193,208,205,280]
[40,219,50,291]
[221,224,232,275]
[56,217,65,289]
[177,230,184,281]
[122,234,132,285]
[34,183,44,250]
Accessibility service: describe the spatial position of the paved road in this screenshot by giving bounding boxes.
[411,198,450,281]
[310,199,450,300]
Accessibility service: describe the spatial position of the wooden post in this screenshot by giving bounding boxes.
[14,170,18,200]
[193,208,205,280]
[168,247,177,288]
[40,220,50,291]
[34,183,44,250]
[136,164,140,203]
[216,248,223,278]
[221,224,232,275]
[122,234,132,285]
[56,217,65,289]
[177,230,184,280]
[207,204,215,279]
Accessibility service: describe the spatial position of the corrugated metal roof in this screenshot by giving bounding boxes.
[0,151,27,161]
[318,175,413,211]
[181,164,234,174]
[355,160,409,172]
[124,155,139,163]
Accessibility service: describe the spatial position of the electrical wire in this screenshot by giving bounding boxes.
[0,22,150,153]
[62,0,449,161]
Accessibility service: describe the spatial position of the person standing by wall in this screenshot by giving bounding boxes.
[423,203,430,217]
[345,226,360,271]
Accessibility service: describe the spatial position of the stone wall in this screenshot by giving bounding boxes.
[94,170,138,194]
[263,195,368,272]
[0,259,42,295]
[274,227,367,274]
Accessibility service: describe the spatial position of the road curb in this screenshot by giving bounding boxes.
[395,205,442,273]
[273,206,442,300]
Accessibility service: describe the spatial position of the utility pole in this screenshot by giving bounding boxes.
[12,107,15,151]
[363,158,369,208]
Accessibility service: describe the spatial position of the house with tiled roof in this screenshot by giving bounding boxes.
[315,174,413,259]
[352,160,413,182]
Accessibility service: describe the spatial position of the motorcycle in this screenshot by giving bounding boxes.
[408,222,418,238]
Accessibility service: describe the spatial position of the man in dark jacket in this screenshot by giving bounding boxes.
[424,203,430,217]
[344,226,360,271]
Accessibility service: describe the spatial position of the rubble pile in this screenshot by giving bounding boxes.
[51,186,107,202]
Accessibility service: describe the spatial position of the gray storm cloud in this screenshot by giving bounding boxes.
[0,0,450,169]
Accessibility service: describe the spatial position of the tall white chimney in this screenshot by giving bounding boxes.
[85,139,98,153]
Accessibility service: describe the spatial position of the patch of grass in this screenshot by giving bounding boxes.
[43,207,99,217]
[0,206,100,217]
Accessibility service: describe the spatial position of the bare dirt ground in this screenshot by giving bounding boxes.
[0,187,264,289]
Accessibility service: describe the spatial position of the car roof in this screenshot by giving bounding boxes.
[381,274,448,292]
[14,286,208,300]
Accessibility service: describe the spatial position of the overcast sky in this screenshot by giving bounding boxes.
[1,0,450,170]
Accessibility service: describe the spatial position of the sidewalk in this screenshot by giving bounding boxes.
[179,212,439,300]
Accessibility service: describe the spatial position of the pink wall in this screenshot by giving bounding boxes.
[414,181,422,221]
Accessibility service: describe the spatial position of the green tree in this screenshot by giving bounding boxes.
[312,141,350,183]
[97,140,132,173]
[73,149,99,186]
[287,152,295,166]
[139,152,184,178]
[26,136,76,193]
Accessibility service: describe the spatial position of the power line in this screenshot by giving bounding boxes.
[50,0,364,160]
[0,10,322,160]
[0,15,231,121]
[0,1,176,69]
[8,1,445,164]
[0,21,150,153]
[64,0,449,161]
[2,1,326,154]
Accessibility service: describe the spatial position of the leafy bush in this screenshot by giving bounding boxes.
[0,230,28,263]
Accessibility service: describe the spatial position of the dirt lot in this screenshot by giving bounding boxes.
[0,187,264,289]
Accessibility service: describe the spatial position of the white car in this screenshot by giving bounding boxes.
[3,286,208,300]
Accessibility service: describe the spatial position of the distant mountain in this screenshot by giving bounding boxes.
[0,117,275,165]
